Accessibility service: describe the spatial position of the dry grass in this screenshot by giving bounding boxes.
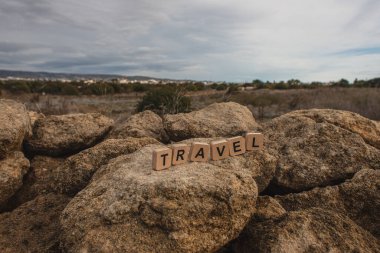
[2,87,379,122]
[194,88,380,121]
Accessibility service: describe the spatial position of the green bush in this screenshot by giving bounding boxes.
[3,80,31,93]
[90,83,115,95]
[62,84,79,95]
[216,83,228,90]
[132,83,149,92]
[137,86,191,115]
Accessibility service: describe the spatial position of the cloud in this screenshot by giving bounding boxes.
[0,0,379,81]
[333,47,380,56]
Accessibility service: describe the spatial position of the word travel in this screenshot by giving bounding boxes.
[152,132,264,170]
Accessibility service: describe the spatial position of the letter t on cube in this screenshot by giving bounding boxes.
[152,147,172,170]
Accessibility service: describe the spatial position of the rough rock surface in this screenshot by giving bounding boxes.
[276,169,380,238]
[0,99,31,159]
[28,111,44,128]
[60,145,258,253]
[290,109,380,149]
[252,196,286,222]
[233,208,380,253]
[55,137,158,195]
[264,110,380,191]
[163,102,260,141]
[0,194,71,253]
[109,110,169,143]
[179,138,276,193]
[25,113,114,156]
[9,156,65,206]
[0,152,30,207]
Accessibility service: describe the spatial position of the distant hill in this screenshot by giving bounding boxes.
[0,69,162,81]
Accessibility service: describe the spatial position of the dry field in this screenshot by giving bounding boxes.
[2,87,379,122]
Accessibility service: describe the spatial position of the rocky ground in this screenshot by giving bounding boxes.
[0,98,379,253]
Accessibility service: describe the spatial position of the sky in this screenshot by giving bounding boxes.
[0,0,379,82]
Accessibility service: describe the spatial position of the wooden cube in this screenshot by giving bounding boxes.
[210,139,230,161]
[152,147,172,170]
[190,142,210,162]
[227,136,246,156]
[245,132,264,151]
[171,144,190,166]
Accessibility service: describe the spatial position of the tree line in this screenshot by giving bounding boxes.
[0,77,379,96]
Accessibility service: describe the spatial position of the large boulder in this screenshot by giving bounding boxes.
[179,138,276,193]
[55,137,158,195]
[289,109,380,149]
[264,110,380,191]
[60,145,258,253]
[9,156,65,207]
[163,102,260,141]
[276,169,380,238]
[233,208,380,253]
[25,113,114,156]
[0,152,30,207]
[0,99,31,159]
[0,194,71,253]
[109,110,169,143]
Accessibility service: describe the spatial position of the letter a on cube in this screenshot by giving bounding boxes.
[227,136,246,156]
[152,147,172,170]
[190,142,210,162]
[171,144,190,166]
[245,132,264,151]
[210,139,229,161]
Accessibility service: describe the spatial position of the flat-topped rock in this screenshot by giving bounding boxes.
[0,99,31,159]
[289,109,380,149]
[264,110,380,191]
[0,152,30,207]
[60,145,258,253]
[233,208,380,253]
[163,102,260,141]
[0,194,71,253]
[109,110,169,143]
[179,138,276,193]
[276,169,380,238]
[55,137,158,195]
[25,113,114,156]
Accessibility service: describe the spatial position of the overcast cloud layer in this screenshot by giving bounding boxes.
[0,0,379,81]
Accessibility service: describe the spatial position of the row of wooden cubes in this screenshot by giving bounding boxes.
[152,133,264,170]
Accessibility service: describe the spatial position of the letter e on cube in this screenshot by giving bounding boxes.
[227,136,246,156]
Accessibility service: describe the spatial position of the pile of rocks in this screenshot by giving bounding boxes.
[0,99,379,252]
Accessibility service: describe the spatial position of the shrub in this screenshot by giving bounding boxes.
[62,84,79,95]
[216,83,228,90]
[137,86,191,115]
[132,83,149,92]
[90,82,115,95]
[3,80,31,93]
